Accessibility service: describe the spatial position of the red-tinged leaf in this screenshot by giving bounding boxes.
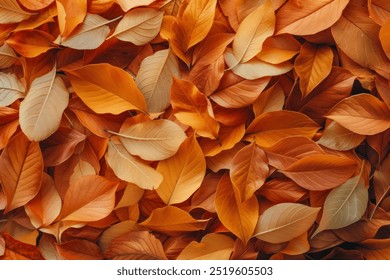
[25,173,62,228]
[56,0,87,37]
[245,111,320,147]
[0,233,44,260]
[0,107,19,150]
[295,43,333,97]
[280,154,357,191]
[177,233,234,260]
[230,142,269,201]
[140,206,209,235]
[57,239,103,260]
[254,203,320,243]
[215,174,259,244]
[258,178,308,204]
[190,172,220,213]
[65,63,147,114]
[156,134,206,205]
[171,78,220,139]
[58,175,119,222]
[326,94,390,135]
[104,231,167,260]
[275,0,350,35]
[0,132,43,213]
[6,30,55,58]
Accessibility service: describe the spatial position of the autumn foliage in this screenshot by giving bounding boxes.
[0,0,390,260]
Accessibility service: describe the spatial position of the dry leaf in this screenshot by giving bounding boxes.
[0,0,32,24]
[0,73,25,106]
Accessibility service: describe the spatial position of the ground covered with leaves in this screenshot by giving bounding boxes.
[0,0,390,260]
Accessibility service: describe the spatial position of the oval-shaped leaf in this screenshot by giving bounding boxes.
[56,239,103,260]
[106,139,163,190]
[109,8,163,45]
[233,0,275,64]
[0,43,17,69]
[104,231,167,260]
[6,30,55,58]
[215,174,259,244]
[135,49,180,113]
[58,175,118,222]
[326,94,390,135]
[0,0,32,24]
[230,142,269,202]
[0,73,25,106]
[20,66,69,141]
[156,134,206,204]
[65,63,147,114]
[254,203,320,243]
[275,0,350,35]
[0,132,43,213]
[280,154,357,191]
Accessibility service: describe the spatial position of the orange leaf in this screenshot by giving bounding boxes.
[156,134,206,204]
[171,78,220,139]
[6,30,55,58]
[258,178,307,204]
[57,239,103,260]
[140,206,209,235]
[0,0,33,24]
[215,174,259,244]
[254,203,320,243]
[368,0,390,26]
[0,43,18,69]
[0,132,43,213]
[66,63,147,114]
[0,233,43,260]
[58,175,118,222]
[245,110,320,147]
[280,154,357,191]
[104,231,167,260]
[252,82,285,117]
[275,0,349,35]
[19,0,54,10]
[326,94,390,135]
[295,43,333,97]
[230,142,269,202]
[0,107,19,150]
[56,0,87,37]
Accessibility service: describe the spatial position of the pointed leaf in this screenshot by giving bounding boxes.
[0,233,43,260]
[156,134,206,204]
[116,119,186,161]
[0,42,17,69]
[258,178,307,204]
[275,0,350,35]
[0,0,32,24]
[233,0,275,64]
[254,203,320,243]
[20,66,69,141]
[215,174,259,244]
[171,78,220,139]
[230,142,269,202]
[135,49,180,113]
[177,233,234,260]
[326,94,390,135]
[56,239,103,260]
[6,30,56,58]
[140,206,209,235]
[115,0,154,12]
[56,0,87,37]
[314,166,369,236]
[281,154,357,191]
[252,82,285,116]
[109,8,163,45]
[65,63,147,114]
[106,140,163,190]
[58,175,118,222]
[105,231,167,260]
[295,43,333,97]
[0,133,43,213]
[0,73,25,106]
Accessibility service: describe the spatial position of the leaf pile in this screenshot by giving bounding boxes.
[0,0,390,260]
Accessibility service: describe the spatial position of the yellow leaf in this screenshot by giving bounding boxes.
[140,206,209,235]
[0,133,43,213]
[156,134,206,204]
[230,142,269,202]
[65,63,147,114]
[177,233,234,260]
[232,0,275,64]
[0,73,25,106]
[106,139,163,190]
[19,66,69,141]
[109,8,163,45]
[215,174,259,244]
[58,175,118,222]
[313,165,369,236]
[135,49,180,113]
[254,203,320,243]
[181,0,217,50]
[0,0,32,24]
[171,78,220,139]
[295,43,333,97]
